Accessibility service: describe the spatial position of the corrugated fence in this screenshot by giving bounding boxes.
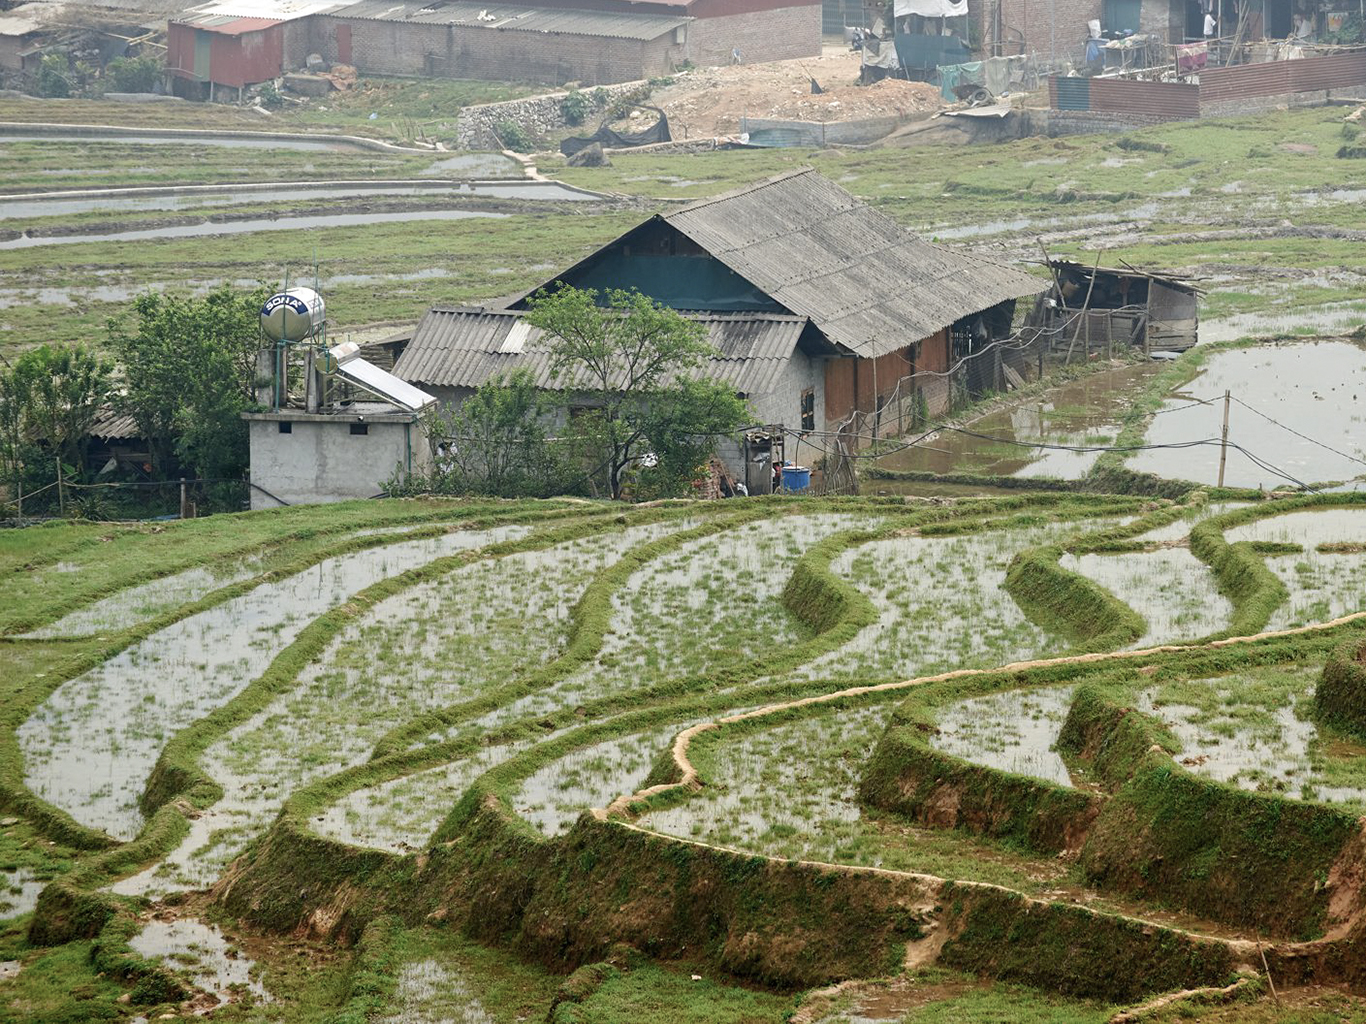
[1049,75,1200,119]
[1200,50,1366,102]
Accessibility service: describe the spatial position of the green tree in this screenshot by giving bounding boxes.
[105,55,161,93]
[107,284,269,481]
[417,368,573,497]
[523,286,750,500]
[22,345,112,473]
[37,53,70,98]
[0,355,40,500]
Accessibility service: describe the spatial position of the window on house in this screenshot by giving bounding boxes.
[278,421,292,434]
[800,389,815,432]
[350,423,369,436]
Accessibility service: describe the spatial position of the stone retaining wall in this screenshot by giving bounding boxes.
[456,81,649,150]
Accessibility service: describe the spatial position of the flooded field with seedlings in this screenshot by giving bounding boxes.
[9,83,1366,1020]
[7,485,1366,1021]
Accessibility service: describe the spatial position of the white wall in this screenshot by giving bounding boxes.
[247,417,426,509]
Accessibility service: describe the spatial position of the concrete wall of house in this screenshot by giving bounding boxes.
[247,418,425,509]
[747,350,825,435]
[686,4,822,65]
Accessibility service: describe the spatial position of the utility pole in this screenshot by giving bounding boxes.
[55,457,65,517]
[1217,389,1231,488]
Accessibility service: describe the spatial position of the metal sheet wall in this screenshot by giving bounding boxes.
[1049,75,1198,118]
[1200,51,1366,102]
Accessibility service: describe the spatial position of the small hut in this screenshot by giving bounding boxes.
[1039,260,1200,355]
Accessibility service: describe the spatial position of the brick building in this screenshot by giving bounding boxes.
[311,0,820,86]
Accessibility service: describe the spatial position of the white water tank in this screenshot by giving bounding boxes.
[260,287,326,343]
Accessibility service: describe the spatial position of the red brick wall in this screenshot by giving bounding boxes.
[686,4,821,66]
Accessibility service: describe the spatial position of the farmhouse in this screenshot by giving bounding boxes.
[392,168,1044,484]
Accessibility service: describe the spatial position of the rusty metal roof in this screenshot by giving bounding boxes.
[393,307,811,396]
[648,169,1045,359]
[326,0,689,39]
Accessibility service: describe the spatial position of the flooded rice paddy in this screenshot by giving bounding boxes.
[1133,340,1366,488]
[115,524,676,892]
[19,527,525,841]
[1061,547,1231,647]
[377,958,494,1024]
[0,207,508,249]
[1226,508,1366,631]
[1138,668,1366,808]
[478,514,876,729]
[787,522,1082,685]
[931,686,1077,787]
[0,867,45,920]
[21,558,265,638]
[639,706,887,858]
[513,721,702,836]
[311,741,535,853]
[0,179,594,220]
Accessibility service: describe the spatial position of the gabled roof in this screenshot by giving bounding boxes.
[393,307,813,396]
[654,169,1045,358]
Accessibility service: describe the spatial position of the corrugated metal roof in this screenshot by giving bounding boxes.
[326,0,688,39]
[654,169,1045,359]
[174,12,281,30]
[393,307,809,396]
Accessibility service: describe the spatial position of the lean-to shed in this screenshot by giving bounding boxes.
[1043,260,1199,354]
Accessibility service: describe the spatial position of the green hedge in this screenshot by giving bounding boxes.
[1004,545,1146,652]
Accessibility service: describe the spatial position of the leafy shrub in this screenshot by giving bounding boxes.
[37,53,70,98]
[257,81,285,109]
[560,89,591,126]
[105,55,160,93]
[495,118,532,152]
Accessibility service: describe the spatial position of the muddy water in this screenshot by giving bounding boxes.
[0,208,506,249]
[1132,340,1366,488]
[18,526,525,841]
[0,867,45,920]
[931,686,1076,786]
[129,918,270,1008]
[0,180,593,220]
[872,362,1162,484]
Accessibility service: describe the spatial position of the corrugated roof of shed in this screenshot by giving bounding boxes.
[657,168,1045,358]
[326,0,688,39]
[393,307,810,396]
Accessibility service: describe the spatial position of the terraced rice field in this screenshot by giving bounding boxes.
[5,488,1366,1022]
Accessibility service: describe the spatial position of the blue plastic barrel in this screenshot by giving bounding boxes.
[780,465,811,492]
